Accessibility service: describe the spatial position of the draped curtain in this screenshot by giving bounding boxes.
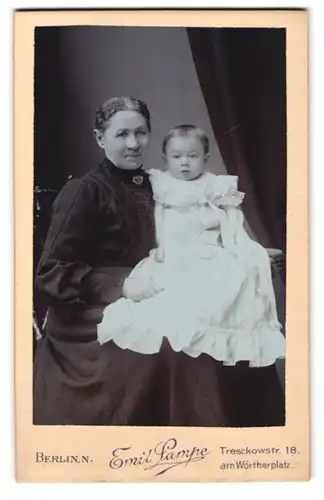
[187,28,286,253]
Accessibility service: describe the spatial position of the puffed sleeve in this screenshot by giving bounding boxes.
[203,174,245,254]
[35,178,101,310]
[147,168,168,204]
[208,174,245,207]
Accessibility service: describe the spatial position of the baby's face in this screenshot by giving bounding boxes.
[164,136,208,181]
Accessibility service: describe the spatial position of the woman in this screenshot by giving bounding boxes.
[33,96,285,426]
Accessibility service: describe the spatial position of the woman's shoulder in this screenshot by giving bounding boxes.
[59,173,100,199]
[53,165,115,213]
[55,176,91,204]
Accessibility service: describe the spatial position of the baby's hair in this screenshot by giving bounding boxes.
[162,124,209,156]
[94,96,151,132]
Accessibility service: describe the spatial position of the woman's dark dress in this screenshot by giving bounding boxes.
[33,158,285,426]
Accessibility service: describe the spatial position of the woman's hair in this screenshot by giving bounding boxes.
[162,124,209,155]
[94,96,151,132]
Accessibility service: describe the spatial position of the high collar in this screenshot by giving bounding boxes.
[100,157,147,186]
[105,157,145,174]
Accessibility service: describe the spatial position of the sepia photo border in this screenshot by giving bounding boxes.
[14,9,309,482]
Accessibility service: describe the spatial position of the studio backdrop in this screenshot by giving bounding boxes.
[34,26,286,345]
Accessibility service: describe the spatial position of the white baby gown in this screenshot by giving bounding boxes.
[97,169,285,367]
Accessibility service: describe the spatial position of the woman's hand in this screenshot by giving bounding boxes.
[155,247,165,263]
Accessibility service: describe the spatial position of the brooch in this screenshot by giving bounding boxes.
[132,175,144,186]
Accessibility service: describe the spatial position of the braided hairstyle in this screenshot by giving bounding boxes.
[94,96,151,132]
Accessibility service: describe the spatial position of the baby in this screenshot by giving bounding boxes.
[123,124,237,301]
[98,125,285,368]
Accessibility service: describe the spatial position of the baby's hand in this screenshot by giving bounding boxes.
[155,247,164,263]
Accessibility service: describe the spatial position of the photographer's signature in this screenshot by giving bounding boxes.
[109,438,211,476]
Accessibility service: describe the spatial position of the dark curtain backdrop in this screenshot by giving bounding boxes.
[187,28,286,253]
[33,28,66,349]
[34,28,66,190]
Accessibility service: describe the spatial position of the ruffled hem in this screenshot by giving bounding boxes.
[97,316,285,368]
[180,323,285,367]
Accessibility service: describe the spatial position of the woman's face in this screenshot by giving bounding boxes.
[95,110,151,170]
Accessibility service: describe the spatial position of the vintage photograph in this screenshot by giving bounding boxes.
[14,8,310,483]
[32,25,287,428]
